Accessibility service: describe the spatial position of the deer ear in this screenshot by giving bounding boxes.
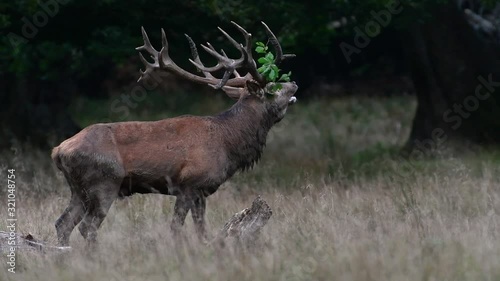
[246,80,264,98]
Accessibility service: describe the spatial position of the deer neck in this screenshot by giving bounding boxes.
[215,99,274,173]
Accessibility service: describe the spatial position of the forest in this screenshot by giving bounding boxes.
[1,0,500,280]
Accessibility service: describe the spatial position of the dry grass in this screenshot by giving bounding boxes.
[2,96,500,280]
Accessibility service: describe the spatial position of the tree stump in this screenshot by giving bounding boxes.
[212,196,273,247]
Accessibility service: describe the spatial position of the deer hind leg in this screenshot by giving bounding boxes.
[55,171,87,247]
[78,180,120,245]
[55,194,85,246]
[190,191,207,241]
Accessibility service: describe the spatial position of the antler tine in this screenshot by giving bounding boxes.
[136,27,159,57]
[189,43,226,73]
[230,21,254,62]
[224,51,242,77]
[161,28,168,53]
[220,49,228,58]
[158,28,170,68]
[197,41,235,89]
[230,21,265,84]
[184,34,234,90]
[137,53,156,82]
[218,26,244,52]
[136,27,160,82]
[201,43,227,62]
[185,34,215,79]
[220,49,242,77]
[215,69,233,89]
[230,21,251,45]
[185,34,198,59]
[261,21,295,65]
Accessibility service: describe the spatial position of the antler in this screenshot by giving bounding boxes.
[136,22,293,98]
[261,21,296,65]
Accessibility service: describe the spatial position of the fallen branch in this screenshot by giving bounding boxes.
[0,231,70,253]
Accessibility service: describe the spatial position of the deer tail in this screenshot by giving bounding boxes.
[51,146,63,171]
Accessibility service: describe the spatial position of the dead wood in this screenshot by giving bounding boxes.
[0,231,70,253]
[212,196,273,247]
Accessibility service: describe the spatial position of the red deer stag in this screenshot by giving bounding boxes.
[51,21,298,246]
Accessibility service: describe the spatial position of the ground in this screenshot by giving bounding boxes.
[1,94,500,280]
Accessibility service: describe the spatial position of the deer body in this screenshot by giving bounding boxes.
[55,95,276,197]
[53,22,297,246]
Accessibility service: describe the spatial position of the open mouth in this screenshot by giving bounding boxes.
[288,96,297,105]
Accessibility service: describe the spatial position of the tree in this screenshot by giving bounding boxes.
[404,2,500,149]
[2,0,500,150]
[0,0,341,148]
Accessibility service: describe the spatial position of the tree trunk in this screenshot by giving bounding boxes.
[405,3,500,150]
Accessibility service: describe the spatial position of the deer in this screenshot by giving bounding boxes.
[51,21,298,246]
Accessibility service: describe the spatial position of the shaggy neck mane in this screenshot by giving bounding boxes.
[215,98,274,174]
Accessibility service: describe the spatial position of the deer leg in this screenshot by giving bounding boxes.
[171,195,190,236]
[55,195,85,246]
[190,191,207,241]
[78,184,118,245]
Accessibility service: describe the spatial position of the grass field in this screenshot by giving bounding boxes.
[2,94,500,280]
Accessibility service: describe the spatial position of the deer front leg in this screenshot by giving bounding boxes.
[171,195,190,237]
[190,191,207,242]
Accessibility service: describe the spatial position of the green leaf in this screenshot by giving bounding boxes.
[271,64,280,73]
[255,42,268,53]
[279,72,291,82]
[258,65,271,75]
[265,52,274,61]
[258,57,268,64]
[279,71,292,82]
[255,42,288,83]
[269,69,277,81]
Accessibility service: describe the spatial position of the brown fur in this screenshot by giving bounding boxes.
[52,81,297,246]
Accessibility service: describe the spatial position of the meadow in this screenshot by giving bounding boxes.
[2,93,500,281]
